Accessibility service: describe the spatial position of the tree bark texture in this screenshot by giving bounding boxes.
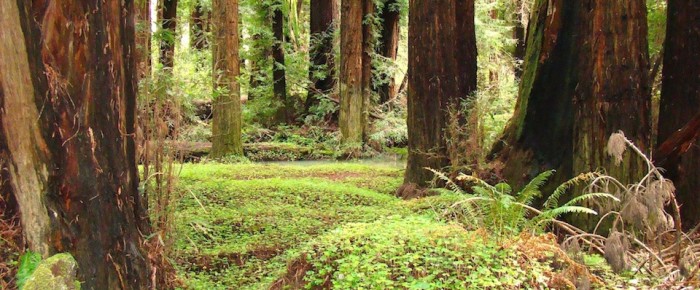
[211,0,243,157]
[490,0,651,191]
[361,0,375,141]
[402,0,478,188]
[305,0,338,113]
[340,0,366,144]
[376,0,400,104]
[657,0,700,228]
[272,3,291,124]
[160,0,178,69]
[0,1,152,288]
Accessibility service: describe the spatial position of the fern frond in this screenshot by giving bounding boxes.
[541,206,598,219]
[517,170,554,204]
[562,192,619,208]
[425,167,463,194]
[456,173,496,192]
[544,172,599,210]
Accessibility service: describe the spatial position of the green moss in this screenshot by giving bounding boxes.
[23,253,79,290]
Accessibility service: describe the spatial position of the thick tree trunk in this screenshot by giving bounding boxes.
[136,0,152,79]
[306,0,338,114]
[191,1,208,50]
[657,0,700,228]
[400,0,478,190]
[376,0,400,105]
[211,0,243,157]
[160,0,178,69]
[0,1,153,288]
[272,3,291,123]
[489,0,651,192]
[340,0,366,144]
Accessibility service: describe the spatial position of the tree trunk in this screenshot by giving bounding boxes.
[0,1,154,288]
[489,0,651,192]
[306,0,338,114]
[160,0,178,69]
[191,1,208,50]
[211,0,243,157]
[272,3,291,124]
[376,0,400,105]
[400,0,478,190]
[361,0,375,141]
[512,0,527,78]
[340,0,365,144]
[136,0,152,79]
[657,0,700,228]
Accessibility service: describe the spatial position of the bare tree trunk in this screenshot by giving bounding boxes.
[160,0,178,69]
[657,0,700,228]
[211,0,243,157]
[0,1,154,288]
[339,0,365,144]
[376,0,400,105]
[361,0,375,141]
[489,0,651,195]
[306,0,338,114]
[272,2,291,123]
[400,0,478,191]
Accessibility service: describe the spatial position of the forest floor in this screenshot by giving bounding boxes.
[170,162,653,289]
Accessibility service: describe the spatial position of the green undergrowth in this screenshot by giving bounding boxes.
[172,163,625,289]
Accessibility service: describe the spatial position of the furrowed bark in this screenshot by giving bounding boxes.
[339,0,365,144]
[657,0,700,228]
[401,0,478,190]
[211,0,243,157]
[1,1,153,288]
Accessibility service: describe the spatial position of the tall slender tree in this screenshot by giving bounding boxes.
[340,0,366,144]
[490,0,651,191]
[191,1,209,50]
[160,0,178,69]
[0,1,154,288]
[306,0,338,114]
[211,0,244,157]
[400,0,478,192]
[361,0,375,140]
[376,0,401,105]
[272,1,291,123]
[657,0,700,228]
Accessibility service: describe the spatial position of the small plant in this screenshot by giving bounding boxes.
[427,168,617,238]
[15,251,41,290]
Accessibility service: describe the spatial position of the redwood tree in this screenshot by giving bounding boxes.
[0,1,153,288]
[211,0,243,157]
[376,0,401,104]
[305,0,338,114]
[191,1,209,50]
[272,2,291,123]
[657,0,700,227]
[160,0,178,69]
[490,0,651,190]
[400,0,478,190]
[339,0,366,144]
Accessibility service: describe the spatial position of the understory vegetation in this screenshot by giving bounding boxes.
[169,162,663,289]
